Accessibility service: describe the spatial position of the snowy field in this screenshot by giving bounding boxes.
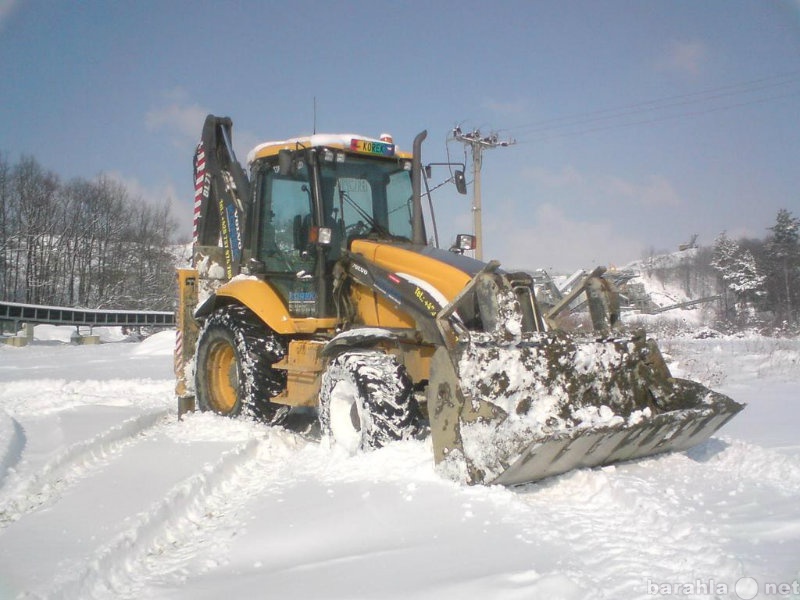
[0,325,798,600]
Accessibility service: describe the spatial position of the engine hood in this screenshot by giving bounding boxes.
[349,240,486,303]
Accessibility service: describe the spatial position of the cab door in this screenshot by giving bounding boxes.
[251,158,321,317]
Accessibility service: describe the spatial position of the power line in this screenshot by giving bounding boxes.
[515,89,800,144]
[503,70,800,143]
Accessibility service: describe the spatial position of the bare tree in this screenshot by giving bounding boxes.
[0,154,180,310]
[0,153,10,300]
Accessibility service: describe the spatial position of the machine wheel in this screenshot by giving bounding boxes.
[319,350,422,452]
[194,305,288,423]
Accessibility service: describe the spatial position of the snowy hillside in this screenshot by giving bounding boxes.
[1,327,799,599]
[621,249,716,308]
[533,248,720,330]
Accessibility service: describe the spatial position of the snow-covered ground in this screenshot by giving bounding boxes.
[1,326,798,600]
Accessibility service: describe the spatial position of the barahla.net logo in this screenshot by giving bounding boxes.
[647,576,800,598]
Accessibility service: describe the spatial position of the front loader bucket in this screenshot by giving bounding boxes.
[490,385,741,486]
[428,332,744,486]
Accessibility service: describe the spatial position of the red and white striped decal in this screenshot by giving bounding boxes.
[174,327,184,371]
[192,143,207,245]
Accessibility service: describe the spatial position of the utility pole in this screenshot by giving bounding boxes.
[451,127,515,260]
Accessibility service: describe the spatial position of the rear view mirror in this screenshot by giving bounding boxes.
[278,150,293,176]
[423,163,467,194]
[454,170,467,195]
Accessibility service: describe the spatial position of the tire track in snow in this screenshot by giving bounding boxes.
[0,409,169,527]
[0,413,26,487]
[0,378,173,417]
[47,429,307,600]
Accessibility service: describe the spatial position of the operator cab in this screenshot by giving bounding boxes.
[245,134,418,318]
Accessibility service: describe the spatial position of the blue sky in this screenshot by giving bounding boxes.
[1,0,798,272]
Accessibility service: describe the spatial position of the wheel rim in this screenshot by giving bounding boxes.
[206,339,239,414]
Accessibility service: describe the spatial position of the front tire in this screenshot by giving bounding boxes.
[319,350,422,452]
[194,305,288,423]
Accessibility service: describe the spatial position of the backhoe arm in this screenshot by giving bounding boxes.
[193,115,251,278]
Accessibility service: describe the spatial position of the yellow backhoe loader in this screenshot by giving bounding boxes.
[175,115,743,485]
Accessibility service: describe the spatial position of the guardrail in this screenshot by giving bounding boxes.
[0,300,174,330]
[647,295,722,315]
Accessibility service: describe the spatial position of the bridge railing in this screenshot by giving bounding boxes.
[0,300,175,332]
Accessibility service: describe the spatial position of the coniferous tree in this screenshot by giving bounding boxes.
[765,209,799,325]
[711,232,767,324]
[711,232,739,320]
[728,249,766,323]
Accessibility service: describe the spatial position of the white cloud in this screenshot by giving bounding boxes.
[146,89,259,162]
[484,98,529,116]
[657,40,709,77]
[524,165,683,208]
[523,165,585,189]
[601,174,683,208]
[145,89,208,146]
[488,203,645,273]
[483,165,686,271]
[0,0,20,30]
[102,171,177,207]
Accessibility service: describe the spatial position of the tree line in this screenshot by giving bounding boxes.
[711,209,799,330]
[643,209,799,333]
[0,153,179,311]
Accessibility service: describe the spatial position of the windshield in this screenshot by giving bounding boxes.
[318,153,416,241]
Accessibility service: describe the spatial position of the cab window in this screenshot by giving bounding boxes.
[257,162,313,275]
[255,160,318,317]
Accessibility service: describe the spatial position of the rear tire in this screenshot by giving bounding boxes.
[319,350,421,452]
[195,305,288,423]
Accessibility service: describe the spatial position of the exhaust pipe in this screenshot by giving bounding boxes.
[411,130,428,245]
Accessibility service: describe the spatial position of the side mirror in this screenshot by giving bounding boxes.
[454,170,467,195]
[278,150,293,176]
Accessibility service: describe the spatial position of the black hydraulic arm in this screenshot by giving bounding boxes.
[193,115,251,278]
